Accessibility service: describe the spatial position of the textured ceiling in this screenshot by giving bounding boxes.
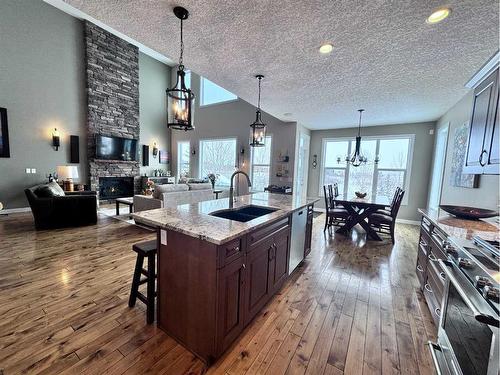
[60,0,498,129]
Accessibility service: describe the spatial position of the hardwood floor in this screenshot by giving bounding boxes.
[0,210,436,374]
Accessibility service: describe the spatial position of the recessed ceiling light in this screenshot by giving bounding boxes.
[283,112,293,117]
[319,43,334,54]
[426,7,451,24]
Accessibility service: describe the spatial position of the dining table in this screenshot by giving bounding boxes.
[334,194,390,240]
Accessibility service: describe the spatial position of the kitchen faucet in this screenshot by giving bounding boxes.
[229,170,252,208]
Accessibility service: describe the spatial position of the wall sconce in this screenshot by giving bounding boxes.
[52,128,60,151]
[152,142,158,158]
[312,154,317,169]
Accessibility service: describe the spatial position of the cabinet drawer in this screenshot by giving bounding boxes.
[423,280,442,327]
[217,238,243,269]
[248,217,290,248]
[427,259,445,301]
[430,226,447,251]
[416,256,425,288]
[421,216,432,235]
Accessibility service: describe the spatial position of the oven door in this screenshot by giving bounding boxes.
[432,260,499,375]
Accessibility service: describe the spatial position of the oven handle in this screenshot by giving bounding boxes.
[426,342,443,375]
[438,259,499,328]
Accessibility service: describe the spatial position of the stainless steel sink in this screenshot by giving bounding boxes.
[209,205,278,222]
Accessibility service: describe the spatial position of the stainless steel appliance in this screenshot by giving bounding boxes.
[428,235,500,375]
[289,208,307,274]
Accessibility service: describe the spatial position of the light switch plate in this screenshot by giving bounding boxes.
[25,168,31,174]
[31,168,37,174]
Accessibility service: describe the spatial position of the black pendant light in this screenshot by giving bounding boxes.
[167,6,195,131]
[249,75,267,147]
[346,109,368,167]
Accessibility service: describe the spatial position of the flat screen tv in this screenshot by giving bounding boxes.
[95,135,138,161]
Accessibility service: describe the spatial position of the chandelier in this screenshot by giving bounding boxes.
[249,75,267,147]
[337,109,379,167]
[166,7,195,131]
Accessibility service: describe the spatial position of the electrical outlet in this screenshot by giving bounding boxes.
[429,129,435,135]
[31,168,37,174]
[25,168,31,174]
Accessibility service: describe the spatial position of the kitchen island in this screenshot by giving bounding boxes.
[133,192,318,364]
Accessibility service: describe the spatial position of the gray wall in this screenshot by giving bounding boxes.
[435,91,499,209]
[0,0,86,209]
[139,53,171,177]
[307,122,436,221]
[0,1,172,208]
[170,71,297,193]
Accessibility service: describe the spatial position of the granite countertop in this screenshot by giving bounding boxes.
[133,192,319,245]
[418,208,500,241]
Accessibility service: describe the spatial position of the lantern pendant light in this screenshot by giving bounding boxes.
[249,75,267,147]
[167,6,195,131]
[347,109,368,167]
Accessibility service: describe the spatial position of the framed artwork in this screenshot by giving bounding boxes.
[450,122,479,188]
[159,150,170,164]
[0,108,10,158]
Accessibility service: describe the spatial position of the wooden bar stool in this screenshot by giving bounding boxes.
[129,240,157,324]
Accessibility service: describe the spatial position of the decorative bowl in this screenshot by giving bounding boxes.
[439,205,498,220]
[355,191,367,199]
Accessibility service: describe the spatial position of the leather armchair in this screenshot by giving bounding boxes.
[25,186,97,229]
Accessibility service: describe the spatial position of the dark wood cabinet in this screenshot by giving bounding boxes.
[416,214,447,326]
[464,68,499,174]
[269,228,290,294]
[216,256,246,353]
[244,238,273,324]
[157,209,302,364]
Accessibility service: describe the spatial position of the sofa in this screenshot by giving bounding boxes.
[133,183,215,213]
[25,181,98,230]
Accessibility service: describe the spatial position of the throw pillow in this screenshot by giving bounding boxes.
[34,182,65,198]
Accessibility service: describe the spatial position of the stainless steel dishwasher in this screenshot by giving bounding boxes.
[289,208,307,274]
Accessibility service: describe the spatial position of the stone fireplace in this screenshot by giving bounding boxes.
[84,21,140,198]
[99,177,134,199]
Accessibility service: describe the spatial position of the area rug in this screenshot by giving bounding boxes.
[99,207,154,231]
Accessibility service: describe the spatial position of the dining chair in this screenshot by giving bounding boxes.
[368,189,405,243]
[376,186,402,216]
[323,185,349,233]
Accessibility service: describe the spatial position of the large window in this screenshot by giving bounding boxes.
[251,136,272,192]
[200,77,237,106]
[320,135,413,204]
[177,141,190,178]
[199,138,237,186]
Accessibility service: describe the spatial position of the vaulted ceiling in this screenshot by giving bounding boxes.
[58,0,498,129]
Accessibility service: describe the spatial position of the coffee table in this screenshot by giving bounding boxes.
[116,197,134,217]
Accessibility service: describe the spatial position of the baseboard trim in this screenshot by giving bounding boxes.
[1,207,31,214]
[395,219,420,225]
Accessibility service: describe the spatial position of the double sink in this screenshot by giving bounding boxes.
[209,205,278,222]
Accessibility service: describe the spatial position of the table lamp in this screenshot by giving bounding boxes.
[57,166,79,192]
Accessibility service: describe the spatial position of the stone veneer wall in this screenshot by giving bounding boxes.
[84,21,141,196]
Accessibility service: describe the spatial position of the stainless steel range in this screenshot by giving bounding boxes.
[428,235,500,375]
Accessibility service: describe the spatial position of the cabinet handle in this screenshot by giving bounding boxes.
[479,150,487,167]
[242,263,246,269]
[439,272,446,280]
[435,308,441,317]
[234,246,240,252]
[416,265,424,273]
[424,283,433,293]
[428,253,438,262]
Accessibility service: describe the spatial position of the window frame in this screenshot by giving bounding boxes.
[250,135,273,192]
[198,137,238,187]
[177,141,190,179]
[319,134,414,205]
[200,77,238,107]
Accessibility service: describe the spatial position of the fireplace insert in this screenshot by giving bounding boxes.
[99,177,134,199]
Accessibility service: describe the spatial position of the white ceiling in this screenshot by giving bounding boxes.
[56,0,498,130]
